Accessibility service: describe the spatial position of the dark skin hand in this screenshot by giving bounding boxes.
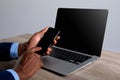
[14,47,43,80]
[14,27,60,80]
[18,27,60,56]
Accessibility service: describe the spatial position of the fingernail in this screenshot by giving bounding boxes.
[38,47,42,50]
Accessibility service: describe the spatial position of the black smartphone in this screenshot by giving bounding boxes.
[36,27,60,56]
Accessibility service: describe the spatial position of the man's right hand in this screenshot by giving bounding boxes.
[14,47,43,80]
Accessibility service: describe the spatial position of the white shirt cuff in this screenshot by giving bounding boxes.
[10,43,19,58]
[7,69,20,80]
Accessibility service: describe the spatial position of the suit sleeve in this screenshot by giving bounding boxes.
[0,70,15,80]
[0,43,20,80]
[0,42,19,61]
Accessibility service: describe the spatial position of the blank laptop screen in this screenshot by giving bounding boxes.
[55,8,108,57]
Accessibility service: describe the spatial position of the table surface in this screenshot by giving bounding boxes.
[0,34,120,80]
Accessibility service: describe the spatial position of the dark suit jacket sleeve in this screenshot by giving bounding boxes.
[0,42,17,80]
[0,42,14,61]
[0,70,15,80]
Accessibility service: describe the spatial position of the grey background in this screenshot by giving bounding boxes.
[0,0,120,53]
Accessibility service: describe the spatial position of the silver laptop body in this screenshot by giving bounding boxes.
[41,8,108,76]
[42,46,98,75]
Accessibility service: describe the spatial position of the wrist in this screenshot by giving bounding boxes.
[18,42,28,56]
[14,66,28,80]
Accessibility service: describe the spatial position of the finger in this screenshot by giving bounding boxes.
[53,40,57,45]
[53,36,60,45]
[46,48,53,55]
[31,47,42,53]
[55,36,61,41]
[37,27,49,36]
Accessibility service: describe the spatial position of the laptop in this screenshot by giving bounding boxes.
[41,8,108,76]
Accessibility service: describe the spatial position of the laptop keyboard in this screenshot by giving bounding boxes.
[50,47,91,65]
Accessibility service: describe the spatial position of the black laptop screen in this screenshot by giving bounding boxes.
[55,8,108,57]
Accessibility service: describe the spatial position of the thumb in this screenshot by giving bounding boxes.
[38,27,49,36]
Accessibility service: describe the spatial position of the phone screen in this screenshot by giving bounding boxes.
[36,27,60,56]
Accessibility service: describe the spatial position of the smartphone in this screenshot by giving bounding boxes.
[36,27,60,56]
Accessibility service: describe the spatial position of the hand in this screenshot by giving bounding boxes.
[18,27,60,56]
[27,27,49,49]
[14,47,43,80]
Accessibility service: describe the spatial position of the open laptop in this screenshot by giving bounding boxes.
[41,8,108,76]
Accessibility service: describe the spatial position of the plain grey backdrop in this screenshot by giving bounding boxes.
[0,0,120,53]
